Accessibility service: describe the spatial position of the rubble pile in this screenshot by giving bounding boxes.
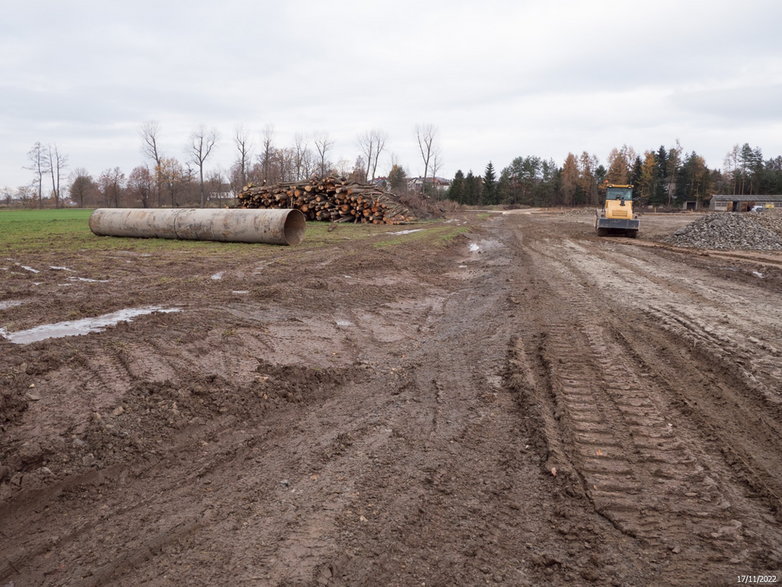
[666,211,782,250]
[752,208,782,239]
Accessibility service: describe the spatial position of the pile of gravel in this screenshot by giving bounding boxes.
[665,211,782,250]
[752,208,782,237]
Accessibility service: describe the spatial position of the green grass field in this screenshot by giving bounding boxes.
[0,209,463,256]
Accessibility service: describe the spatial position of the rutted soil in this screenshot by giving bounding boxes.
[1,212,781,585]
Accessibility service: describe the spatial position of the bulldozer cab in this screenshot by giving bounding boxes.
[606,185,633,202]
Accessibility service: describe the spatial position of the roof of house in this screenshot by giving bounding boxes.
[711,194,782,202]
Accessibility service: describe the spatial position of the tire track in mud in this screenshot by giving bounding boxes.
[514,234,782,577]
[569,239,782,332]
[536,236,782,516]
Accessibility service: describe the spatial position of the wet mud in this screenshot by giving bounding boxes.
[1,212,780,585]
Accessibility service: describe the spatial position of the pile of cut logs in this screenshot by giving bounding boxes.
[238,177,413,224]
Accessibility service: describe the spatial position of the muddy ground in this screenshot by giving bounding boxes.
[1,211,781,586]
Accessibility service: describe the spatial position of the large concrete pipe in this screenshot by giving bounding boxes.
[89,208,306,245]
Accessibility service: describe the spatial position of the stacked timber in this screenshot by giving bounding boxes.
[238,177,413,224]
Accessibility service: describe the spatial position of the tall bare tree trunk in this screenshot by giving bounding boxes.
[416,124,436,195]
[314,133,333,178]
[141,121,164,207]
[190,126,218,207]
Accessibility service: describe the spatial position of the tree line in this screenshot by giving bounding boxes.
[7,131,781,210]
[446,143,782,208]
[4,123,444,209]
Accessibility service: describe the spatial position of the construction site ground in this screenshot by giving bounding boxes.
[1,209,781,586]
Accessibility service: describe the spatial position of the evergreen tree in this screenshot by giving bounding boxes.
[738,143,763,194]
[447,169,465,203]
[595,164,607,187]
[483,162,497,205]
[654,146,667,204]
[463,171,482,205]
[761,156,782,194]
[630,156,643,188]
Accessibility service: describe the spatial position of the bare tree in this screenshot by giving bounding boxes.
[189,126,218,207]
[25,142,47,207]
[358,130,388,182]
[275,147,295,182]
[159,157,185,207]
[260,125,274,183]
[128,166,154,208]
[15,185,36,208]
[141,121,163,206]
[431,150,443,182]
[560,153,579,206]
[350,155,367,183]
[69,168,96,208]
[46,144,68,207]
[293,133,309,181]
[313,133,333,178]
[98,167,125,207]
[1,187,13,207]
[300,148,315,179]
[415,124,437,193]
[233,125,252,189]
[578,152,600,206]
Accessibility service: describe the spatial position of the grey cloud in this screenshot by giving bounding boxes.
[670,84,782,124]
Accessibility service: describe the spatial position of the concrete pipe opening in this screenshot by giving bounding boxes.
[282,209,306,245]
[89,208,306,245]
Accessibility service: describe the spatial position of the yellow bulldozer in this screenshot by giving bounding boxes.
[595,184,640,237]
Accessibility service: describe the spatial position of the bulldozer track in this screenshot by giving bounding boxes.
[514,235,782,570]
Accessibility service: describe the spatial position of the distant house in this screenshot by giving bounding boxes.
[407,176,451,192]
[709,194,782,211]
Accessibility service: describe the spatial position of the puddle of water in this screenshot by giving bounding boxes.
[0,300,26,311]
[389,229,425,235]
[18,265,40,273]
[752,271,765,279]
[0,306,180,345]
[50,266,75,272]
[335,319,354,327]
[232,290,250,295]
[458,265,468,269]
[469,239,502,253]
[211,272,224,280]
[68,276,110,283]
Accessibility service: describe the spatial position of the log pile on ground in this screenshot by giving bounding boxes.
[665,210,782,250]
[238,177,414,224]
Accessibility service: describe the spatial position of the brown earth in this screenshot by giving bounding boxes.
[1,211,781,586]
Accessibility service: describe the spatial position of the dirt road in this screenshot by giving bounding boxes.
[1,211,781,585]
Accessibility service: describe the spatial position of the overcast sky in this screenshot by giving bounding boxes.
[2,0,781,189]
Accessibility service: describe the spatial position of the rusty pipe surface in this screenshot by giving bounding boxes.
[88,208,306,245]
